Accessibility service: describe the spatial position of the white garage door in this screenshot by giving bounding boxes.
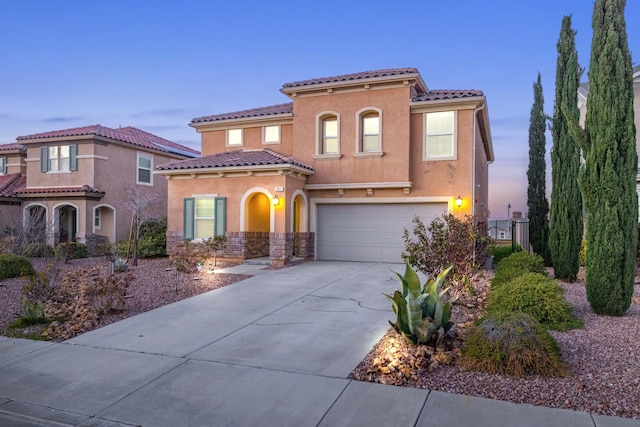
[316,203,447,263]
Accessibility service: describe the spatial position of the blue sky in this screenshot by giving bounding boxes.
[1,1,638,219]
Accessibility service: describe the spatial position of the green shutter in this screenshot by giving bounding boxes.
[40,147,48,172]
[214,197,226,236]
[70,144,78,171]
[183,198,195,240]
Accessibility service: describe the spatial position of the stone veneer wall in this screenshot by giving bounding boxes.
[76,233,109,256]
[269,232,293,267]
[293,232,315,260]
[225,232,270,259]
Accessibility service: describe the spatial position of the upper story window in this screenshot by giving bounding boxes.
[137,152,153,185]
[355,108,383,155]
[424,111,456,160]
[263,125,280,145]
[323,117,338,154]
[40,145,77,173]
[0,157,6,175]
[227,128,243,147]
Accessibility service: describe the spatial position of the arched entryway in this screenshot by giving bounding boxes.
[24,204,47,244]
[54,204,78,243]
[93,204,116,243]
[291,191,310,257]
[245,192,271,232]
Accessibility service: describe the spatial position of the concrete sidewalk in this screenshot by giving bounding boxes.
[0,261,638,427]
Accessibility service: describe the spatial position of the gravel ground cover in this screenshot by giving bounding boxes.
[0,256,249,338]
[351,270,640,420]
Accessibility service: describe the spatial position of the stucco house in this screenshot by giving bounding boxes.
[578,64,640,217]
[0,125,199,251]
[157,68,494,265]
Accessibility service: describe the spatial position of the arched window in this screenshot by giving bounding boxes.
[316,112,341,157]
[360,111,380,152]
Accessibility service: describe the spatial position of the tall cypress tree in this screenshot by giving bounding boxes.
[527,73,552,265]
[569,0,637,315]
[549,16,582,281]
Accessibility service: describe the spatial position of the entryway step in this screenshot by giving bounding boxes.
[244,257,271,266]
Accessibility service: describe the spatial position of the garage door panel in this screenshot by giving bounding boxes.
[316,203,447,263]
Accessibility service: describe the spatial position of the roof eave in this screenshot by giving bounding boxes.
[189,113,293,129]
[280,72,426,97]
[155,163,314,176]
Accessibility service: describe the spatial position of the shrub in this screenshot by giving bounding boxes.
[137,217,167,258]
[112,257,128,273]
[85,273,132,314]
[22,264,61,303]
[492,244,522,266]
[403,213,489,292]
[461,311,568,378]
[0,253,35,280]
[20,298,47,325]
[385,262,455,345]
[54,242,87,263]
[485,272,582,331]
[21,242,54,258]
[496,251,546,276]
[491,266,529,290]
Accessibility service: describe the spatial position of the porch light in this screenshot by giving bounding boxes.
[455,195,463,207]
[271,195,280,206]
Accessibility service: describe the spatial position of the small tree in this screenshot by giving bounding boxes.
[403,213,488,294]
[527,73,552,266]
[121,187,160,266]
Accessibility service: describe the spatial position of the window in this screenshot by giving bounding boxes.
[94,208,101,229]
[0,157,6,174]
[40,145,77,172]
[320,116,339,154]
[183,197,226,240]
[137,152,153,185]
[263,125,280,144]
[424,111,456,160]
[227,129,243,146]
[499,231,506,239]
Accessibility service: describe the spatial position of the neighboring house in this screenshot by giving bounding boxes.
[0,125,199,251]
[578,64,640,218]
[488,219,512,241]
[157,68,494,265]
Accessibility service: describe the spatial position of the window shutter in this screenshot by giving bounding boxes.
[70,144,78,171]
[183,198,195,240]
[0,157,6,174]
[40,147,48,172]
[214,197,226,236]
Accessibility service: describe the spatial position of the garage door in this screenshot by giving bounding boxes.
[316,203,447,263]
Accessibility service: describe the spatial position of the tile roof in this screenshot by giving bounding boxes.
[16,125,199,157]
[412,90,484,102]
[281,68,420,89]
[0,173,26,198]
[16,185,105,196]
[156,148,314,172]
[191,103,293,124]
[0,143,25,152]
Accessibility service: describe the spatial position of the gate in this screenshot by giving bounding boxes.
[511,220,531,254]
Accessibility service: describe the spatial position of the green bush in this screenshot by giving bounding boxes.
[0,253,35,280]
[496,251,546,276]
[485,272,582,331]
[461,311,568,378]
[492,244,522,266]
[491,266,529,289]
[21,242,54,258]
[54,242,87,262]
[116,217,167,259]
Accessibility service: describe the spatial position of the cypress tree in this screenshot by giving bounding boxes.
[527,73,552,266]
[569,0,637,315]
[549,16,583,281]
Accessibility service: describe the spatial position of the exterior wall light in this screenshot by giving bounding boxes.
[271,195,280,206]
[455,195,463,207]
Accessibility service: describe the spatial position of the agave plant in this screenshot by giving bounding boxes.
[384,261,455,345]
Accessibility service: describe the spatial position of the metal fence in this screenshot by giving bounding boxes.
[512,220,531,253]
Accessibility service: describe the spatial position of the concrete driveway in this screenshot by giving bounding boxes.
[0,261,636,426]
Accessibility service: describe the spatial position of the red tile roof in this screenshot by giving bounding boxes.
[0,143,25,152]
[281,68,420,89]
[0,173,26,198]
[412,90,484,102]
[191,103,293,125]
[16,125,199,157]
[156,148,314,172]
[16,185,105,196]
